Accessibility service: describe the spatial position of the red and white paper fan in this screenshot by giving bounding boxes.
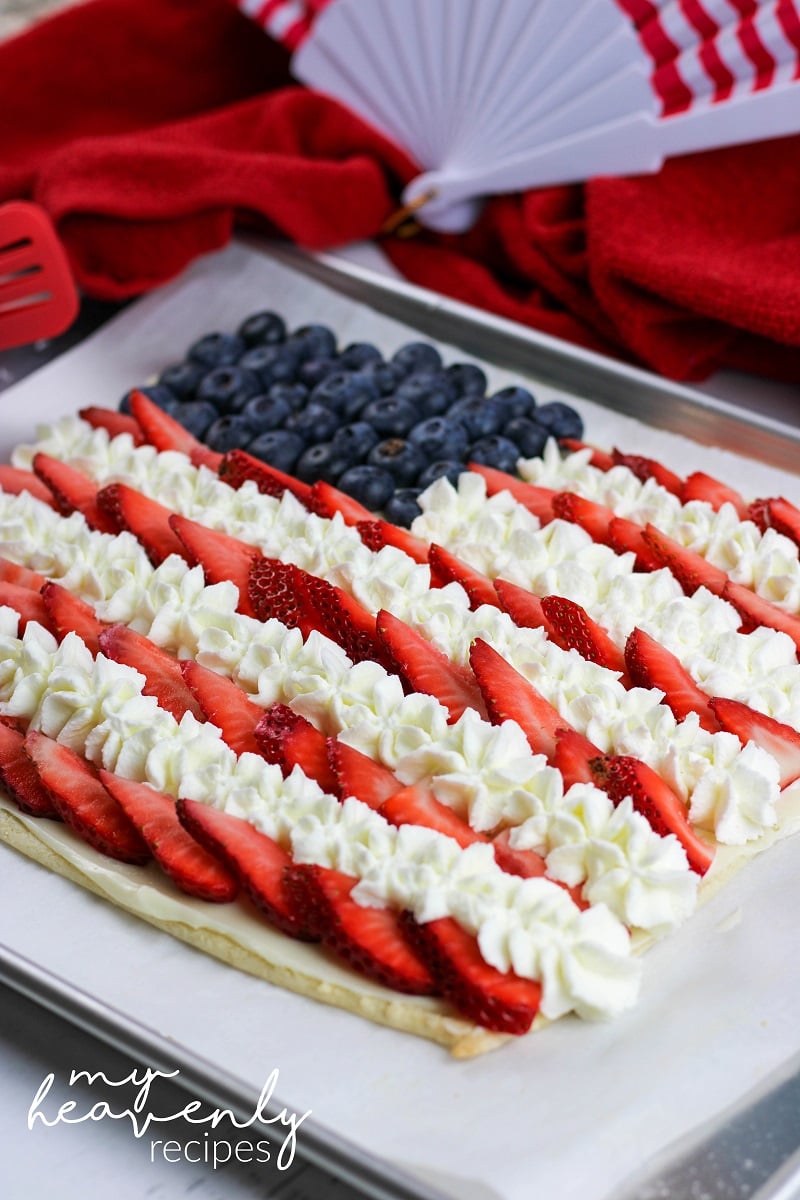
[237,0,800,231]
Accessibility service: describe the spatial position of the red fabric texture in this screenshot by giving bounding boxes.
[3,0,800,382]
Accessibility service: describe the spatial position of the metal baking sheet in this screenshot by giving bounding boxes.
[2,238,800,1200]
[277,243,800,473]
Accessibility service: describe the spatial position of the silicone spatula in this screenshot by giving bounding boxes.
[0,202,79,351]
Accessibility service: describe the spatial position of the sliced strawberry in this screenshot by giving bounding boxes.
[427,544,498,609]
[255,565,386,667]
[0,722,59,817]
[307,479,372,522]
[254,704,337,793]
[607,516,663,572]
[41,583,105,656]
[356,519,429,563]
[590,754,714,875]
[247,556,308,629]
[467,464,556,523]
[540,595,628,676]
[285,863,436,994]
[0,580,51,632]
[722,581,800,653]
[31,453,117,534]
[99,771,238,902]
[494,580,557,639]
[380,784,489,850]
[24,731,150,863]
[98,625,205,722]
[752,497,800,548]
[0,556,46,590]
[553,729,600,788]
[169,514,259,617]
[177,798,312,938]
[375,609,486,722]
[218,448,313,507]
[681,471,748,518]
[0,465,56,506]
[79,406,145,445]
[490,830,549,878]
[96,483,185,565]
[624,628,719,733]
[400,913,541,1034]
[327,740,402,809]
[180,660,264,756]
[749,498,771,533]
[641,524,728,596]
[559,439,615,470]
[129,390,222,470]
[551,492,616,543]
[611,449,683,496]
[710,698,800,788]
[490,827,587,907]
[470,638,589,762]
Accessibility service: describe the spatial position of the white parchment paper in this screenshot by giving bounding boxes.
[1,240,799,1200]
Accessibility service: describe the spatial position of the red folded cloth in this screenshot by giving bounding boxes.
[3,0,800,383]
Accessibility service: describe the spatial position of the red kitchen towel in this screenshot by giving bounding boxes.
[3,0,800,383]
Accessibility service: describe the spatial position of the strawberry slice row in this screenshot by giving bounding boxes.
[469,638,715,875]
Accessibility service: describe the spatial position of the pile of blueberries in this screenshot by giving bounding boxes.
[123,311,584,526]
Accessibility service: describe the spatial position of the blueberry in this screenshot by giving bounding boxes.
[236,310,286,347]
[391,341,443,376]
[339,342,383,370]
[121,384,178,415]
[368,438,428,487]
[158,361,205,399]
[290,324,337,361]
[359,360,405,396]
[394,371,456,419]
[188,331,244,369]
[491,385,537,421]
[504,416,549,459]
[242,393,292,433]
[384,488,423,527]
[295,442,356,485]
[267,382,308,414]
[416,460,464,490]
[337,465,395,511]
[284,402,340,443]
[450,396,503,440]
[360,397,418,437]
[311,371,379,417]
[533,401,584,441]
[446,362,487,397]
[468,435,520,473]
[298,357,339,389]
[247,429,306,473]
[173,399,219,439]
[408,416,469,462]
[331,421,380,460]
[205,414,256,454]
[240,344,302,389]
[196,365,262,414]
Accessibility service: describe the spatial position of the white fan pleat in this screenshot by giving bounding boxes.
[404,110,663,228]
[486,7,645,162]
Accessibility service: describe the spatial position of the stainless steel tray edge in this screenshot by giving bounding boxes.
[0,943,448,1200]
[272,244,800,477]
